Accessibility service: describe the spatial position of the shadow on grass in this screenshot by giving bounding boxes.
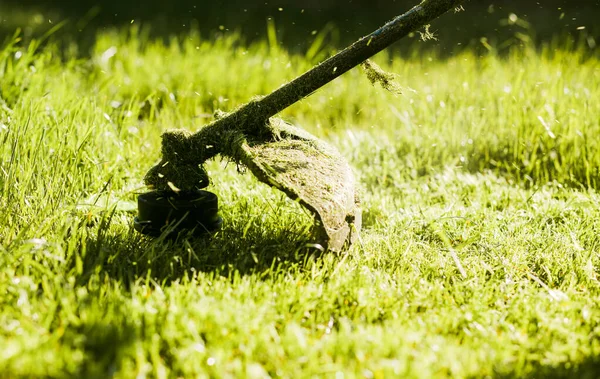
[68,316,137,379]
[77,216,327,287]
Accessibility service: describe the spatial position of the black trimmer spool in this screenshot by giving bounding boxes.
[134,190,223,237]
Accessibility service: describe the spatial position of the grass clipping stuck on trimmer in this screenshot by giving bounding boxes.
[140,0,467,251]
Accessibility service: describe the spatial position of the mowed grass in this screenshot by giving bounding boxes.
[1,26,600,378]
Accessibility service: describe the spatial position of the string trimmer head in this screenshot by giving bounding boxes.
[134,0,467,251]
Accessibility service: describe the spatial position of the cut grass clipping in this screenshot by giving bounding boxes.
[362,59,404,95]
[1,23,600,379]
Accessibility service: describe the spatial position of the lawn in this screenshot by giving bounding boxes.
[1,23,600,378]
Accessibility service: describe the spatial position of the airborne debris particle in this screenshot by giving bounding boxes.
[418,24,437,41]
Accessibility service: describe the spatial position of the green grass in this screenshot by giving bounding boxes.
[1,26,600,378]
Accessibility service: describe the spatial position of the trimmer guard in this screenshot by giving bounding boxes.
[237,118,361,251]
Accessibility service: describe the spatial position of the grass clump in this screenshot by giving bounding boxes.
[362,59,404,95]
[1,26,600,377]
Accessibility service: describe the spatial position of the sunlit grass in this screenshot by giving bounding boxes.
[1,27,599,377]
